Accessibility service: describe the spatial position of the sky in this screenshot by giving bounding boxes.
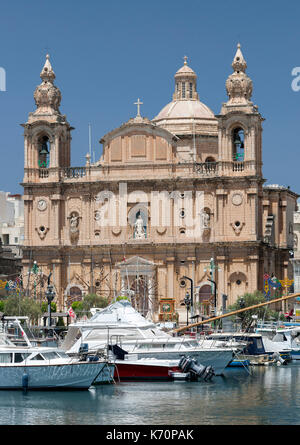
[0,0,300,195]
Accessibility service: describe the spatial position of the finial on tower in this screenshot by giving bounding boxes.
[232,42,247,73]
[224,43,253,105]
[183,55,188,65]
[40,53,56,82]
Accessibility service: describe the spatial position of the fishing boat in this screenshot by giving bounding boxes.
[0,322,110,390]
[63,300,239,376]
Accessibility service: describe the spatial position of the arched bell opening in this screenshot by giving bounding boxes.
[232,127,245,162]
[38,135,51,168]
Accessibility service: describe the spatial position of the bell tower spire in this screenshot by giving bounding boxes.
[224,43,253,106]
[22,53,73,183]
[217,43,264,177]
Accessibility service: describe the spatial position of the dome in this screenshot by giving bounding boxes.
[152,57,218,136]
[153,99,215,121]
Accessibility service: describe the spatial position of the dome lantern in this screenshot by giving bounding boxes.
[173,56,199,101]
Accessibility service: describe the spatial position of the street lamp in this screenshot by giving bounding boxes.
[184,292,191,326]
[182,276,194,314]
[208,278,217,316]
[45,274,55,328]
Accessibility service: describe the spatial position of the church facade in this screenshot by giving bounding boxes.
[21,46,298,322]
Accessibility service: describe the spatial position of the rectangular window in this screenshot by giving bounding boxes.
[189,83,193,98]
[0,353,12,363]
[182,82,186,98]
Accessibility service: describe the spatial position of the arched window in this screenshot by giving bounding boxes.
[38,136,50,168]
[232,128,245,162]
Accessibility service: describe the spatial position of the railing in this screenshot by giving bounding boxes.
[39,168,49,178]
[232,162,244,172]
[195,162,218,175]
[61,167,87,179]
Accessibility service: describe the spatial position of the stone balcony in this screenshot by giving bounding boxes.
[23,159,259,185]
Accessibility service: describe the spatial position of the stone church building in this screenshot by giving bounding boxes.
[21,45,298,322]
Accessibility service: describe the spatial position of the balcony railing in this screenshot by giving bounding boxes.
[195,162,218,175]
[61,167,87,179]
[39,168,49,178]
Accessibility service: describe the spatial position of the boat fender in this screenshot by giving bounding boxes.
[22,373,29,391]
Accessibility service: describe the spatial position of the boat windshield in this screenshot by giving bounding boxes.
[14,353,30,363]
[30,353,45,361]
[42,351,61,360]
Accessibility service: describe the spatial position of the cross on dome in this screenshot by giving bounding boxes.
[134,98,143,117]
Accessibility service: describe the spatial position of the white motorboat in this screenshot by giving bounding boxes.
[257,323,300,360]
[255,324,292,361]
[0,325,109,390]
[63,300,239,375]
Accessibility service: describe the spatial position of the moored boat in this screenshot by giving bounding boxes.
[0,326,109,390]
[63,300,238,376]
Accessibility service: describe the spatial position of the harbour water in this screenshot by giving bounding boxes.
[1,362,300,425]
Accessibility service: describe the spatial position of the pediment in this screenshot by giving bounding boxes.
[115,255,155,269]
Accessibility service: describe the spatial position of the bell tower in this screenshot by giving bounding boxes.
[217,44,264,177]
[22,54,73,184]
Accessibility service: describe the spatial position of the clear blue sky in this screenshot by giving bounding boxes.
[0,0,299,195]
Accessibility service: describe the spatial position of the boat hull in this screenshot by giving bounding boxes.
[0,362,105,390]
[114,361,179,381]
[94,363,115,384]
[124,349,234,376]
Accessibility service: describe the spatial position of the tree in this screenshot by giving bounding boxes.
[2,296,42,324]
[72,294,108,318]
[227,291,283,329]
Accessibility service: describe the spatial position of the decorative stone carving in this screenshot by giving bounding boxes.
[225,44,253,105]
[232,193,243,206]
[36,226,49,240]
[33,55,62,114]
[231,221,245,235]
[37,199,47,211]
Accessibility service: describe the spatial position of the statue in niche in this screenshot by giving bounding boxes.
[69,212,80,243]
[134,213,146,239]
[201,210,210,229]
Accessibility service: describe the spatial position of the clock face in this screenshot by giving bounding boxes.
[37,199,47,211]
[162,303,171,313]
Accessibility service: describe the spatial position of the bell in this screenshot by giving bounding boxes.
[234,134,241,146]
[39,144,49,155]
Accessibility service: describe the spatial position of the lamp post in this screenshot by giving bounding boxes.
[184,292,191,326]
[208,278,217,316]
[182,275,194,317]
[45,273,55,328]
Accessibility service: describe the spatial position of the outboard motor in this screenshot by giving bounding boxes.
[179,356,215,381]
[272,352,288,366]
